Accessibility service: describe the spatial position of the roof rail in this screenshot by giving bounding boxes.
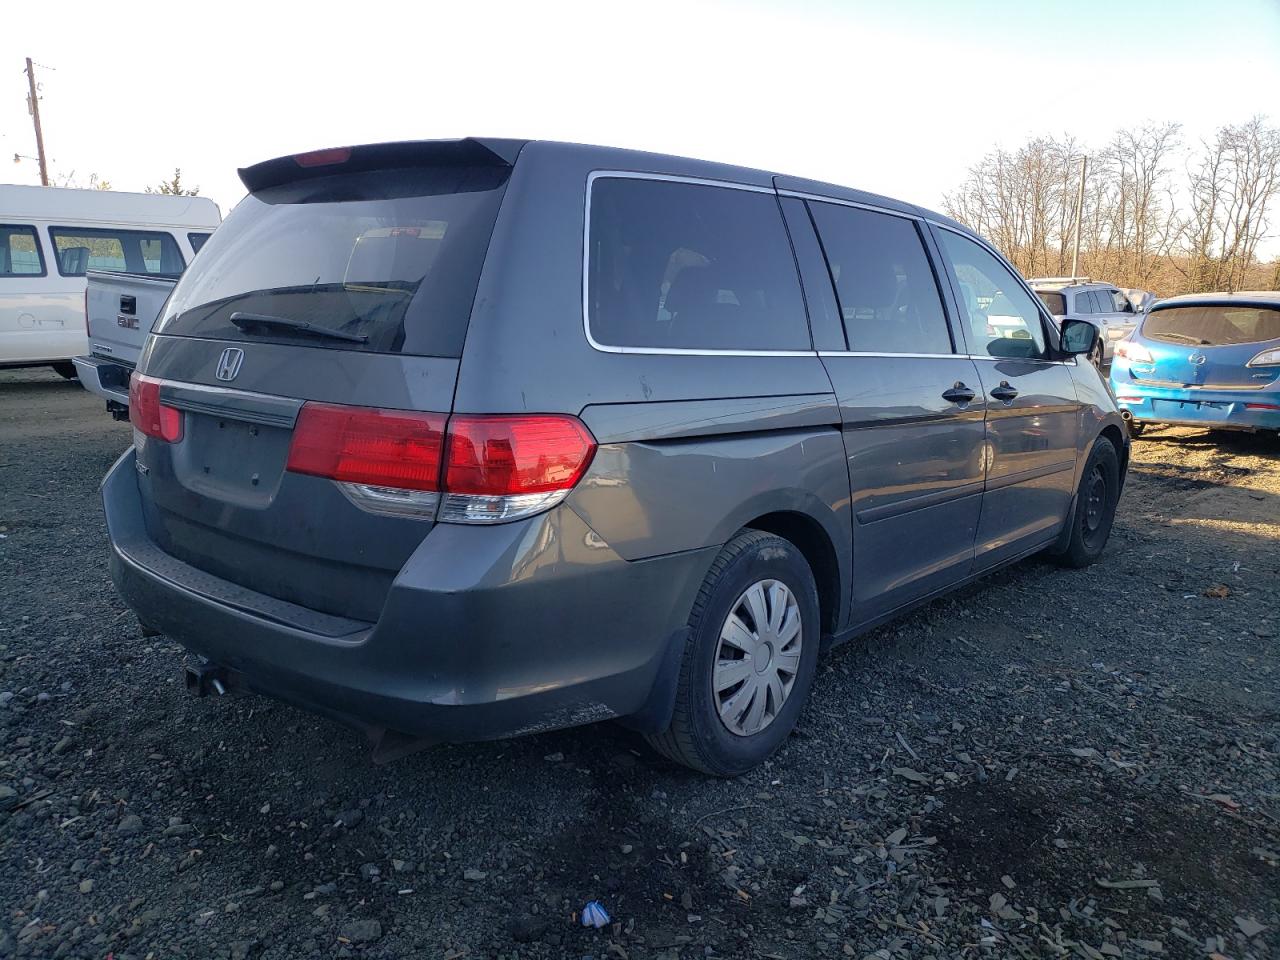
[1028,276,1094,285]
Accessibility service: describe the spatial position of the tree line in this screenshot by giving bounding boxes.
[942,116,1280,296]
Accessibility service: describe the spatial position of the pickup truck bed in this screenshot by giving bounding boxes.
[75,270,177,415]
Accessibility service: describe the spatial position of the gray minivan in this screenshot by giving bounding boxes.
[103,138,1126,775]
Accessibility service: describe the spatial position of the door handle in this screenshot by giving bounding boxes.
[990,381,1019,402]
[941,382,976,404]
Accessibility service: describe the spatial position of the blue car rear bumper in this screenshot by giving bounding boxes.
[1111,380,1280,431]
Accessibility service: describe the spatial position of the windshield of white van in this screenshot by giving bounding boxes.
[157,165,508,357]
[1144,304,1280,347]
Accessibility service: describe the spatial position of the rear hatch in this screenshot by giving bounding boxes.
[1136,301,1280,389]
[132,140,519,621]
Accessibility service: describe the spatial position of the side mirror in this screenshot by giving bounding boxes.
[1060,317,1098,356]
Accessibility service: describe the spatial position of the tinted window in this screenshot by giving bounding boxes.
[588,177,809,351]
[188,232,212,254]
[1036,291,1066,315]
[0,225,44,277]
[159,165,508,357]
[49,227,185,277]
[1144,304,1280,347]
[1109,289,1134,313]
[937,230,1048,359]
[1072,291,1095,314]
[808,202,951,354]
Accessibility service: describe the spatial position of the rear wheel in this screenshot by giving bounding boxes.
[1087,339,1105,370]
[1053,437,1121,568]
[1126,419,1145,440]
[51,362,77,380]
[645,530,820,776]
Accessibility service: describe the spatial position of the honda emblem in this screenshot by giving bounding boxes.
[215,347,244,382]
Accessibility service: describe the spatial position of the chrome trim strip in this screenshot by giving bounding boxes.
[582,170,816,358]
[818,350,1074,366]
[157,379,304,428]
[777,189,922,221]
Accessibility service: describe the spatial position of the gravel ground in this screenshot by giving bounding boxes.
[1,366,1277,960]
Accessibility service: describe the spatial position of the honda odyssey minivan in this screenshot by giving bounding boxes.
[103,138,1126,775]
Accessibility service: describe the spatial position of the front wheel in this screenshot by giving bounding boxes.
[644,530,820,776]
[1053,437,1121,568]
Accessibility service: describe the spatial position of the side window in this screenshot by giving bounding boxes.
[0,225,45,277]
[937,230,1048,359]
[587,177,810,351]
[807,202,953,354]
[1088,291,1108,314]
[1110,289,1134,313]
[49,227,185,278]
[1073,291,1095,314]
[188,232,212,254]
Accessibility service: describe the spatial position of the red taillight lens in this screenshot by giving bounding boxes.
[1245,403,1280,411]
[286,403,446,491]
[284,404,597,522]
[444,415,596,496]
[128,373,182,442]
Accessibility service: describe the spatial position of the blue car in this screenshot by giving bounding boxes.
[1110,291,1280,438]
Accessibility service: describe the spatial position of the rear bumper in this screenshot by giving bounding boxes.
[102,449,710,742]
[1112,381,1280,432]
[74,355,131,405]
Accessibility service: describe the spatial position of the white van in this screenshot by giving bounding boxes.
[1,184,221,377]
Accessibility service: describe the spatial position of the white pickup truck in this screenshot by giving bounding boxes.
[75,271,178,417]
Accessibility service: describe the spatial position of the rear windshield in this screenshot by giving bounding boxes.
[1143,304,1280,347]
[1036,291,1066,315]
[157,165,508,356]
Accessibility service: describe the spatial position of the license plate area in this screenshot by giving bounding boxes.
[171,413,293,506]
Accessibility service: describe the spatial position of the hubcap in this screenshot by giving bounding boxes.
[712,579,802,737]
[1084,465,1107,534]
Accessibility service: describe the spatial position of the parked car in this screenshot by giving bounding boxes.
[1111,291,1280,438]
[1030,277,1140,365]
[0,185,219,379]
[102,138,1126,775]
[76,270,183,418]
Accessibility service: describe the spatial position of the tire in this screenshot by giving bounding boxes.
[644,530,820,776]
[1087,339,1105,370]
[1054,437,1121,568]
[51,361,78,380]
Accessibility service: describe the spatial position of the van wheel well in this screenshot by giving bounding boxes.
[1098,424,1127,485]
[741,512,840,636]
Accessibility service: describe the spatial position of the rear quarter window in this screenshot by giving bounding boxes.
[1036,291,1065,315]
[0,224,45,277]
[587,176,810,352]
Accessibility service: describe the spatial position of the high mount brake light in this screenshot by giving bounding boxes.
[128,373,183,443]
[285,404,596,523]
[293,147,352,168]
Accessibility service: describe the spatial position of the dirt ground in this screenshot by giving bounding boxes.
[1,367,1277,960]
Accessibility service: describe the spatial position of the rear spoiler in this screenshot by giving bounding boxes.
[238,137,527,193]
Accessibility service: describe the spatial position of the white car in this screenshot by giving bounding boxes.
[0,184,220,378]
[1030,277,1141,365]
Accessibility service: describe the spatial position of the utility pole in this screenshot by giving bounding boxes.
[1070,155,1087,279]
[24,58,49,187]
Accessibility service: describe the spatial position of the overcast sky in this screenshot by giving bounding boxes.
[5,0,1280,229]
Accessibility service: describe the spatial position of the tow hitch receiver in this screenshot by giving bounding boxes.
[184,660,240,697]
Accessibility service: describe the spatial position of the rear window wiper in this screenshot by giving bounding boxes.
[229,311,369,344]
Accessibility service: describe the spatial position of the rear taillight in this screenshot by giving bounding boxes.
[1114,339,1153,363]
[287,404,446,490]
[441,415,596,523]
[285,405,596,523]
[128,373,183,443]
[1245,403,1280,411]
